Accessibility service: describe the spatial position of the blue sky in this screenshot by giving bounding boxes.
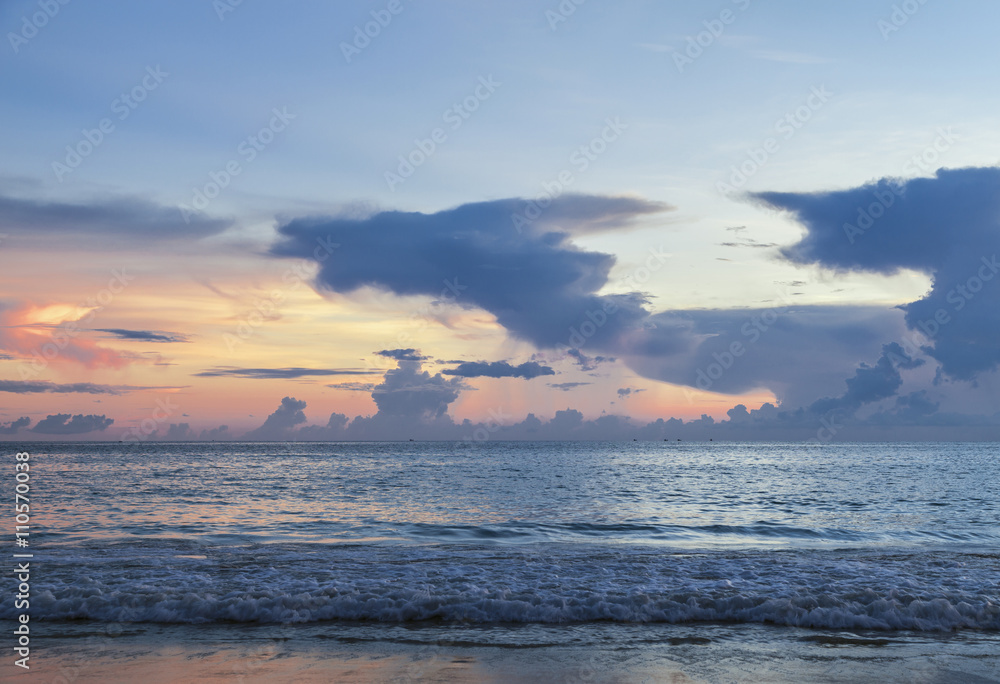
[3,0,1000,440]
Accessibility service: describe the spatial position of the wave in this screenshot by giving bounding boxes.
[27,581,1000,631]
[391,520,997,544]
[13,544,1000,632]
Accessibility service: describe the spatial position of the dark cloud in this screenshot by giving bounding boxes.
[374,349,428,362]
[753,166,1000,381]
[617,387,646,398]
[441,360,555,379]
[624,305,908,408]
[31,413,113,434]
[0,416,29,434]
[194,367,372,379]
[164,423,194,440]
[807,343,922,415]
[269,195,667,350]
[327,381,377,392]
[371,360,466,420]
[199,424,230,440]
[548,382,592,391]
[245,397,308,439]
[719,239,778,249]
[565,348,615,372]
[95,329,190,343]
[0,380,184,395]
[297,412,350,440]
[867,391,941,426]
[269,195,908,408]
[513,194,674,236]
[240,356,469,441]
[0,191,231,247]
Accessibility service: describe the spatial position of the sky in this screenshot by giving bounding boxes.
[3,0,1000,441]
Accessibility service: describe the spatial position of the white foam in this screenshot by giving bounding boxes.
[12,544,1000,631]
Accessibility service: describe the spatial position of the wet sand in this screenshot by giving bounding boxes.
[6,623,999,683]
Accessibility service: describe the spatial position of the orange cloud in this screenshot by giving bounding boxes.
[0,301,133,374]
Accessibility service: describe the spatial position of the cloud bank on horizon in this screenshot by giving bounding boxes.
[189,341,1000,443]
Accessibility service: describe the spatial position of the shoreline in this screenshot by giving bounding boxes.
[6,622,999,683]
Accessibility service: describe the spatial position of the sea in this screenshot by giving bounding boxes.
[4,441,999,683]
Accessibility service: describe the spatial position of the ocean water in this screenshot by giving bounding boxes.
[5,441,1000,681]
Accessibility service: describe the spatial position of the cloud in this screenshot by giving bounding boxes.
[199,424,230,440]
[548,382,591,391]
[806,342,922,415]
[194,366,372,379]
[223,343,997,442]
[269,195,668,350]
[296,412,350,440]
[164,423,194,440]
[244,397,308,439]
[0,301,134,371]
[624,305,909,408]
[441,360,555,379]
[371,360,466,420]
[867,390,941,425]
[0,380,185,395]
[565,348,615,371]
[95,328,190,343]
[0,191,231,248]
[239,355,470,441]
[327,381,377,392]
[719,239,778,249]
[31,413,113,434]
[0,417,29,434]
[267,194,924,408]
[617,387,646,399]
[753,166,1000,381]
[374,348,428,362]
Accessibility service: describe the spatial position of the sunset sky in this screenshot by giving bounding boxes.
[3,0,1000,440]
